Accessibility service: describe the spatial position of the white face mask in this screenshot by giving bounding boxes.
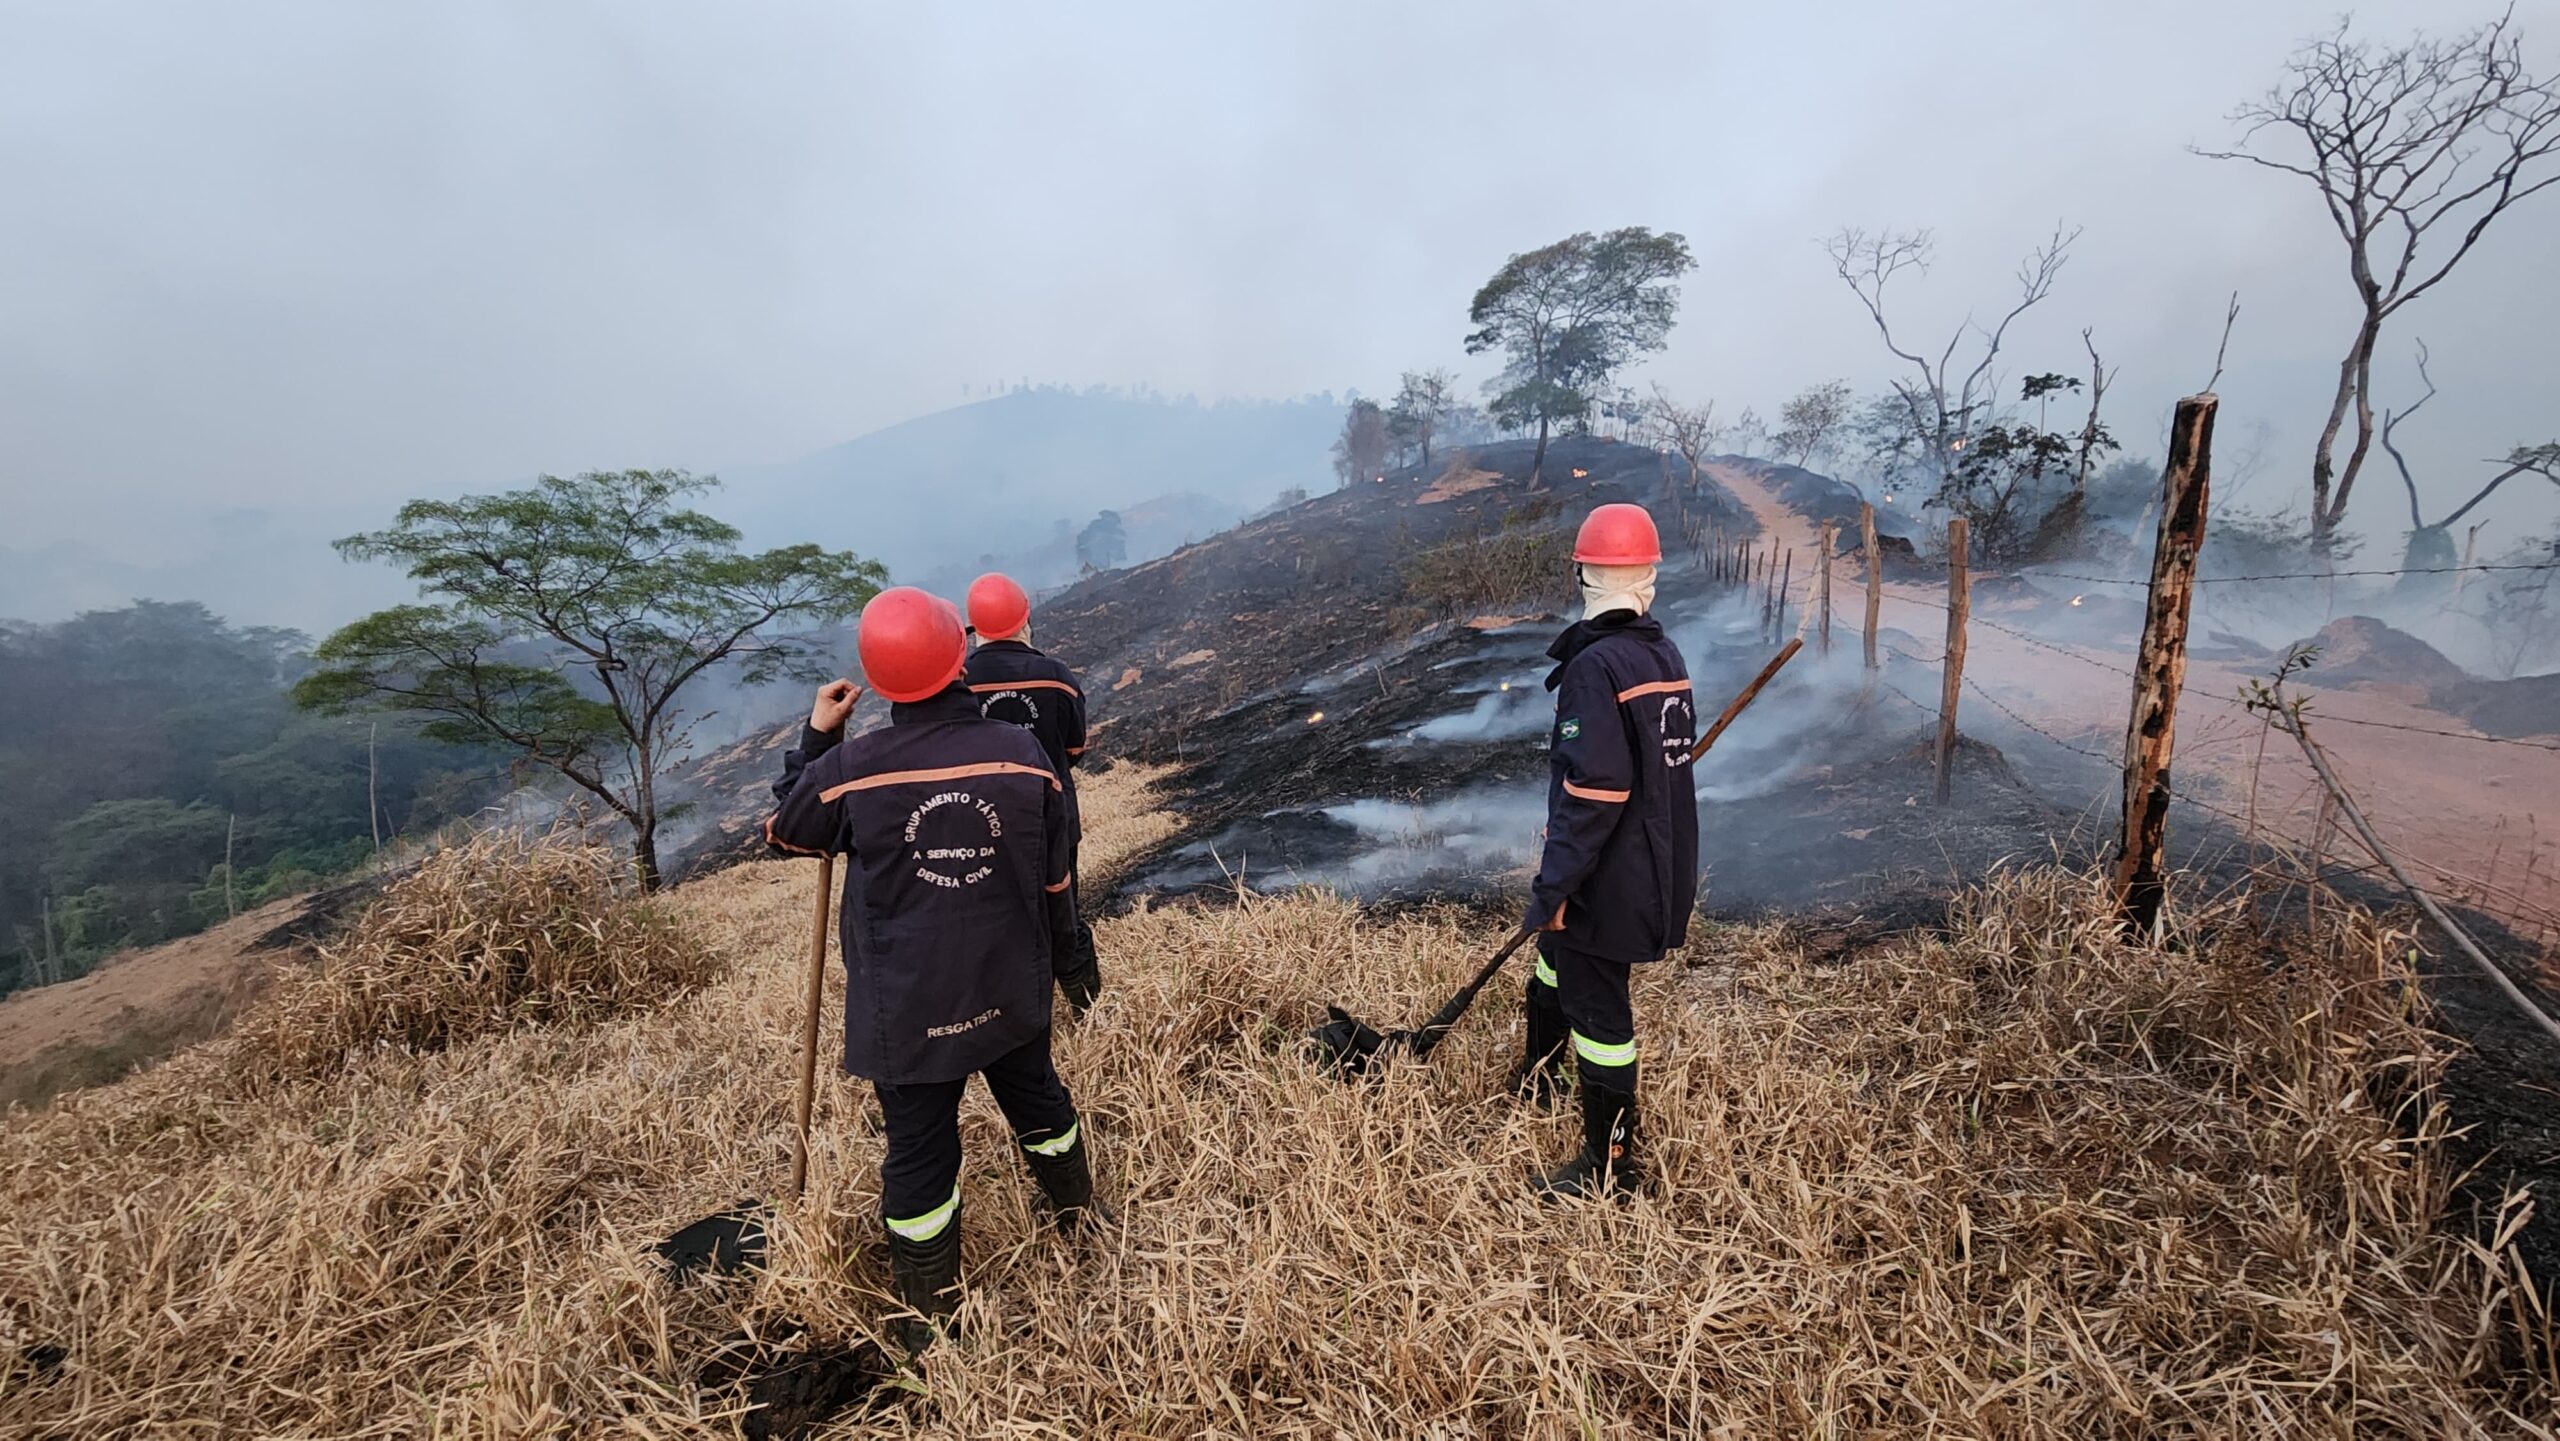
[1579,563,1657,620]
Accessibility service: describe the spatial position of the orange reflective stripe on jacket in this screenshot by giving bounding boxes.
[1615,678,1692,703]
[1562,779,1631,803]
[818,760,1060,802]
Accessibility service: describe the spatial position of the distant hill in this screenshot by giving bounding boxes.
[912,489,1250,599]
[719,388,1341,586]
[0,390,1341,633]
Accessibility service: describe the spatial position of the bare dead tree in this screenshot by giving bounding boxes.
[2382,339,2442,531]
[2381,339,2559,540]
[1647,384,1718,493]
[1825,223,2079,498]
[2203,291,2242,393]
[2072,328,2116,498]
[2199,8,2560,550]
[2441,443,2560,530]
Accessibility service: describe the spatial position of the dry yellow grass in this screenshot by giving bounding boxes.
[234,828,710,1082]
[1,762,2552,1437]
[1074,760,1184,886]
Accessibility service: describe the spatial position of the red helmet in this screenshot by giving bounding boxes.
[857,587,967,703]
[1573,502,1661,565]
[966,572,1031,639]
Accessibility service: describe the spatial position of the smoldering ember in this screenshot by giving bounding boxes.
[6,6,2560,1437]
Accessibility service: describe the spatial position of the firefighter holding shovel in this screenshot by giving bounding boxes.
[765,586,1099,1353]
[1515,502,1698,1200]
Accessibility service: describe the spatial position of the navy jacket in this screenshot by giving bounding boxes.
[962,639,1088,840]
[766,687,1076,1085]
[1524,612,1700,963]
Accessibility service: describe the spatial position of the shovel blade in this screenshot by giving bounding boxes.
[658,1203,770,1280]
[1306,1005,1396,1079]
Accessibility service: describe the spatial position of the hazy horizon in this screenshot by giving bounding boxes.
[5,1,2557,631]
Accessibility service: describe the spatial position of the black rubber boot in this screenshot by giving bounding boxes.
[1058,924,1101,1014]
[884,1211,962,1356]
[1531,1081,1640,1201]
[1023,1128,1115,1232]
[1507,979,1570,1110]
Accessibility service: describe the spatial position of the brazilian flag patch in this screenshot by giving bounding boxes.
[1559,718,1581,740]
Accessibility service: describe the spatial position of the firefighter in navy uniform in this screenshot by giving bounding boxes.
[960,572,1100,1012]
[765,586,1097,1353]
[1514,502,1699,1200]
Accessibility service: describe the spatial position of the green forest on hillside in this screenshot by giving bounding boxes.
[0,602,501,993]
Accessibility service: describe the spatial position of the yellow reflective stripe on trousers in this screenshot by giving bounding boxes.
[1572,1031,1636,1068]
[1023,1120,1080,1157]
[1533,954,1559,988]
[885,1186,959,1241]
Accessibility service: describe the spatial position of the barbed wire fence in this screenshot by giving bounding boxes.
[1662,420,2560,1033]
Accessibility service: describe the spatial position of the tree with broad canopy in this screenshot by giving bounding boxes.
[1466,228,1694,486]
[295,469,885,889]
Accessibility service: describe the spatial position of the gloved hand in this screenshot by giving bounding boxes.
[1057,922,1102,1014]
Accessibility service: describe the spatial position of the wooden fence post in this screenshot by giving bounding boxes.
[2112,393,2217,935]
[1815,522,1836,654]
[225,813,238,919]
[1934,518,1970,805]
[1776,548,1793,636]
[1860,503,1882,681]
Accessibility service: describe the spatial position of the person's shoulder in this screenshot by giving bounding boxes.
[1568,629,1644,679]
[1580,626,1684,691]
[1638,624,1689,677]
[1039,653,1082,689]
[832,723,904,773]
[963,713,1062,774]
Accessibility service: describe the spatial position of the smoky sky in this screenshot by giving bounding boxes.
[4,0,2557,630]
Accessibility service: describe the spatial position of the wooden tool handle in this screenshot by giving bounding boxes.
[1690,638,1803,762]
[789,851,833,1199]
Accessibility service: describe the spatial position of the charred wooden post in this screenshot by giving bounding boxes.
[1860,503,1882,681]
[1815,522,1836,653]
[1934,518,1970,805]
[2111,393,2216,935]
[1775,548,1793,636]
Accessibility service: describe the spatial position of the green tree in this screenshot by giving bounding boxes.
[1466,228,1695,485]
[296,470,883,889]
[1773,380,1855,470]
[1388,369,1456,468]
[1076,510,1128,572]
[1332,399,1392,488]
[1931,373,2118,561]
